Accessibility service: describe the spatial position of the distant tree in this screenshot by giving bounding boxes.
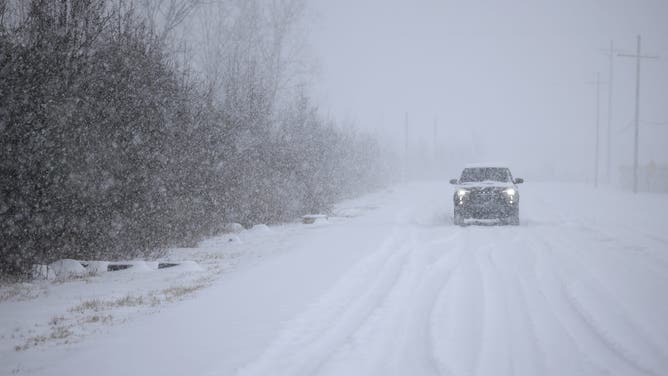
[137,0,202,43]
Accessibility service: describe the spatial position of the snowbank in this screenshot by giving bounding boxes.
[250,224,272,233]
[224,223,245,233]
[107,261,152,272]
[31,264,55,280]
[302,214,328,224]
[164,261,203,272]
[49,259,86,279]
[225,234,243,244]
[83,261,109,275]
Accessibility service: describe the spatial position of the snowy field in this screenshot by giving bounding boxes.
[1,182,667,376]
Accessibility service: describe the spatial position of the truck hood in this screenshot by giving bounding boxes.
[456,181,515,189]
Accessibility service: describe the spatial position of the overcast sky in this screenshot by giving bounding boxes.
[309,0,668,181]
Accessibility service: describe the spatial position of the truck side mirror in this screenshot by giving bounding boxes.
[514,178,524,184]
[449,179,458,185]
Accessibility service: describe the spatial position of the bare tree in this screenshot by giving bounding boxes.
[138,0,202,43]
[264,0,310,102]
[0,0,7,26]
[0,0,31,28]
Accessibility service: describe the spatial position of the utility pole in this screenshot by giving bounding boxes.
[602,41,615,184]
[588,73,606,188]
[618,35,659,193]
[595,72,602,188]
[433,116,438,179]
[432,117,438,158]
[403,112,409,182]
[404,112,409,157]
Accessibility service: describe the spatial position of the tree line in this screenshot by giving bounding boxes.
[0,0,391,279]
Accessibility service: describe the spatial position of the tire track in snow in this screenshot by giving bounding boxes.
[524,233,609,376]
[235,221,435,376]
[315,227,465,376]
[236,183,667,376]
[545,231,667,374]
[379,228,462,376]
[488,237,548,376]
[472,242,512,376]
[531,194,668,279]
[471,231,533,376]
[552,229,668,356]
[529,195,668,368]
[572,222,668,277]
[429,229,487,376]
[367,228,451,376]
[529,231,664,376]
[423,233,469,376]
[514,233,607,376]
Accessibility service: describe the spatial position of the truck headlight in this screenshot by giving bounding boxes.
[504,188,516,196]
[456,189,469,198]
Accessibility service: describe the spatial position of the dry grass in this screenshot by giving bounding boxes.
[52,271,95,284]
[0,284,45,303]
[50,326,72,340]
[196,252,227,261]
[17,326,73,351]
[84,314,113,324]
[161,284,204,300]
[17,281,208,352]
[68,285,204,316]
[69,294,149,314]
[48,315,65,326]
[69,299,104,313]
[113,295,145,307]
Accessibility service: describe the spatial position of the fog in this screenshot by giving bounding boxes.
[1,0,666,278]
[310,0,668,182]
[2,2,668,373]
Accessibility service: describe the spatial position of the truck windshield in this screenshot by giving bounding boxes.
[460,168,511,183]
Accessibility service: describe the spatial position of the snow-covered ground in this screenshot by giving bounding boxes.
[1,182,667,376]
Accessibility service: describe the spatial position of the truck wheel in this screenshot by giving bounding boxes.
[508,208,520,226]
[454,210,464,226]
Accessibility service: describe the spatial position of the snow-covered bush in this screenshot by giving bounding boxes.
[0,0,391,279]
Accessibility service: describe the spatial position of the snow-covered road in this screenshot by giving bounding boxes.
[4,182,668,376]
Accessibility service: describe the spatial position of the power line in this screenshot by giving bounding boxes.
[618,119,667,134]
[641,120,668,126]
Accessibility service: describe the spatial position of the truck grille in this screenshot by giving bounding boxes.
[469,189,505,205]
